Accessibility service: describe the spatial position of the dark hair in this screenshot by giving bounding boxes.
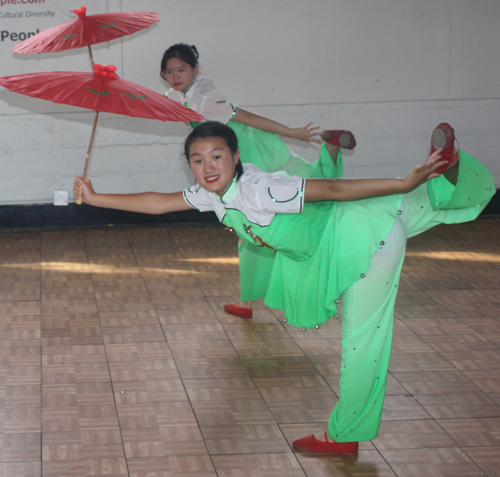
[184,122,244,179]
[160,43,199,81]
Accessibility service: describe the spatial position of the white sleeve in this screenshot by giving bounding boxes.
[257,176,305,214]
[241,166,306,216]
[183,185,214,212]
[191,77,238,125]
[165,87,182,104]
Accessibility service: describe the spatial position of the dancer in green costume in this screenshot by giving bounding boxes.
[74,122,495,454]
[161,43,355,317]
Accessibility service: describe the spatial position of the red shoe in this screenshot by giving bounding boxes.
[430,122,459,174]
[292,432,359,454]
[322,130,356,150]
[224,304,253,319]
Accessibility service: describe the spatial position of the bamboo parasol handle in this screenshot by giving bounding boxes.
[76,110,99,205]
[88,45,94,66]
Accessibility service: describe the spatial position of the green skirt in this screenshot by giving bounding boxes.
[227,121,344,301]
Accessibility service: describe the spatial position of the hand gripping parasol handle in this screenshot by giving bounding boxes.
[77,110,99,205]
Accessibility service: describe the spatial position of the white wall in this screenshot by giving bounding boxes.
[0,0,499,205]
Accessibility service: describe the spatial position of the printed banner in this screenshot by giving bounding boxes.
[1,0,71,53]
[0,1,117,62]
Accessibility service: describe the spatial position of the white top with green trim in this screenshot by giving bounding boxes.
[165,76,238,125]
[183,163,305,225]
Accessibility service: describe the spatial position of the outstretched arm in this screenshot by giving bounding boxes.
[304,148,446,202]
[73,176,190,215]
[232,108,322,144]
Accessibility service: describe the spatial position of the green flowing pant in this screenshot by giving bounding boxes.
[329,218,406,442]
[328,152,494,442]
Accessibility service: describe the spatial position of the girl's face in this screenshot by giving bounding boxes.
[163,57,198,93]
[188,137,240,197]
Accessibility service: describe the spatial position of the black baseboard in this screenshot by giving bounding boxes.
[1,189,498,231]
[482,188,500,217]
[0,203,219,231]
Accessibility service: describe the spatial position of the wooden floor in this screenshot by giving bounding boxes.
[0,217,499,477]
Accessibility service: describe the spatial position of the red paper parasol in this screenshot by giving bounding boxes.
[0,64,204,203]
[13,6,159,65]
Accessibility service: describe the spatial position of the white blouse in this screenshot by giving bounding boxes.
[183,163,306,225]
[165,76,238,124]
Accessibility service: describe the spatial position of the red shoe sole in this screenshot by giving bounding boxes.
[224,304,253,319]
[430,123,459,174]
[292,446,359,455]
[322,130,356,150]
[292,434,359,454]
